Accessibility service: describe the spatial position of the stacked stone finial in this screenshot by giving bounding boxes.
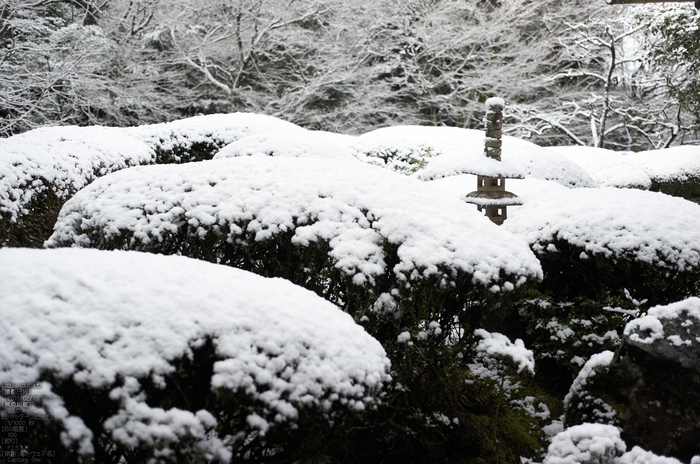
[465,97,521,225]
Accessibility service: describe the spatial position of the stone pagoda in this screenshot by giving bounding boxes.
[465,98,521,225]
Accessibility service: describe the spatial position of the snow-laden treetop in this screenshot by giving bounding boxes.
[47,156,542,290]
[505,187,700,271]
[0,248,390,440]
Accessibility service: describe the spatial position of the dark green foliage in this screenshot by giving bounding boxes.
[649,176,700,205]
[518,292,632,395]
[532,238,699,307]
[317,335,555,464]
[0,178,63,248]
[152,140,225,165]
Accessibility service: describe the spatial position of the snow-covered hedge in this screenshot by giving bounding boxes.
[0,248,390,462]
[124,113,305,164]
[213,128,357,161]
[352,125,595,188]
[505,187,700,304]
[0,126,155,247]
[548,146,652,190]
[631,146,700,204]
[47,156,542,337]
[0,113,306,247]
[550,145,700,203]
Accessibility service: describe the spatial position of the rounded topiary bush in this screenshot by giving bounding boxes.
[125,113,307,164]
[0,248,390,463]
[505,187,700,306]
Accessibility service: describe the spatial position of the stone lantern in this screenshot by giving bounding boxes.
[465,98,521,225]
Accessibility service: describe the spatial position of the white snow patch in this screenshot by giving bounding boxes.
[616,446,684,464]
[626,145,700,182]
[213,129,357,160]
[547,146,652,189]
[544,423,626,464]
[473,329,535,374]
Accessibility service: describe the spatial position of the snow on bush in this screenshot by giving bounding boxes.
[0,248,390,461]
[616,447,684,464]
[352,125,595,187]
[124,113,304,163]
[473,329,535,375]
[213,128,357,160]
[0,126,154,225]
[626,145,700,183]
[505,187,700,269]
[504,187,700,303]
[0,113,310,247]
[563,351,617,426]
[547,146,652,189]
[543,423,626,464]
[624,297,700,347]
[46,156,542,325]
[544,424,684,464]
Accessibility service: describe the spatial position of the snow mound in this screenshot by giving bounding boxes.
[0,126,154,223]
[47,156,542,291]
[504,137,595,188]
[213,129,356,160]
[624,297,700,346]
[544,424,683,464]
[504,187,700,271]
[124,113,303,160]
[0,248,390,454]
[544,423,626,464]
[627,145,700,182]
[616,447,684,464]
[353,125,594,187]
[547,146,652,189]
